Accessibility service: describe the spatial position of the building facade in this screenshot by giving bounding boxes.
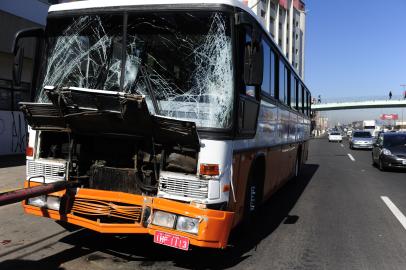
[0,0,53,155]
[312,112,328,137]
[244,0,306,78]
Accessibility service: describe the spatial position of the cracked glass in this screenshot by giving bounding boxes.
[37,12,234,129]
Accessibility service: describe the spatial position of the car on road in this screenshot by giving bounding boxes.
[372,132,406,171]
[328,132,342,142]
[349,131,374,149]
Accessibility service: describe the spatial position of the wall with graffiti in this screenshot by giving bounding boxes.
[0,110,27,155]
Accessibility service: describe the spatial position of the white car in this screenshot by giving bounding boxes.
[328,132,343,142]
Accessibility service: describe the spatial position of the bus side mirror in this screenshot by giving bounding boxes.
[244,40,263,86]
[11,27,45,88]
[13,46,24,87]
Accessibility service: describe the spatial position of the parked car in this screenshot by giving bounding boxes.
[328,132,342,142]
[349,131,374,149]
[372,132,406,171]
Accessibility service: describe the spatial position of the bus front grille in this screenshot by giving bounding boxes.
[71,198,142,224]
[27,160,66,183]
[159,176,208,199]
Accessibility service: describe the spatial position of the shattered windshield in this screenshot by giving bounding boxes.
[37,12,234,129]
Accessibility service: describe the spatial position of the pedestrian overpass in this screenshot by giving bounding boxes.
[312,96,406,111]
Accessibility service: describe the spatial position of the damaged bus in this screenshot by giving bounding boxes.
[12,0,311,250]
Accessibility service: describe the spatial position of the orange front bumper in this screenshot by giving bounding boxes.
[22,182,234,249]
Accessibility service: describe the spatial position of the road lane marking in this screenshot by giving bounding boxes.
[347,153,355,161]
[381,196,406,230]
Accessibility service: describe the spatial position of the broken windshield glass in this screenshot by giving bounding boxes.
[37,12,233,129]
[38,15,123,98]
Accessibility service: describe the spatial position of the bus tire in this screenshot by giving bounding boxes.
[294,155,301,178]
[294,147,302,179]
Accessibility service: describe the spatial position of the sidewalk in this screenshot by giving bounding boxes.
[0,155,25,193]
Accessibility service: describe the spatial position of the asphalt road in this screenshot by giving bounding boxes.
[1,138,406,270]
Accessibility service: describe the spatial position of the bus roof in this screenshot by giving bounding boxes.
[49,0,250,14]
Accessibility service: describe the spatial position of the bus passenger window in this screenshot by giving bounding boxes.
[270,50,276,96]
[284,67,288,104]
[305,90,309,116]
[279,60,288,104]
[244,33,256,98]
[291,75,297,109]
[261,40,271,95]
[297,83,304,112]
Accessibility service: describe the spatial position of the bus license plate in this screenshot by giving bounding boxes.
[154,231,189,250]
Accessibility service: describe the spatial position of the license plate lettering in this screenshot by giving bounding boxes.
[154,231,189,250]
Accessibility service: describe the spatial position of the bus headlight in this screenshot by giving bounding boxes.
[46,196,61,211]
[152,211,176,228]
[27,195,46,207]
[27,195,61,210]
[176,216,199,234]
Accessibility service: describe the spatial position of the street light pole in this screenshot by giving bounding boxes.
[401,85,406,129]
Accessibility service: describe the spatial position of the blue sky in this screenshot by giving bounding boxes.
[304,0,406,125]
[305,0,406,99]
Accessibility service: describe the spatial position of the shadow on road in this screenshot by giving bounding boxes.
[0,164,319,270]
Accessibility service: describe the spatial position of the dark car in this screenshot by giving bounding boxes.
[372,132,406,171]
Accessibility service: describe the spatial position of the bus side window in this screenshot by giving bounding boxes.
[290,74,296,109]
[270,50,276,97]
[295,78,299,110]
[261,40,271,96]
[244,33,256,98]
[261,39,276,98]
[237,30,260,138]
[305,90,310,116]
[296,82,300,111]
[300,83,304,113]
[278,60,288,104]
